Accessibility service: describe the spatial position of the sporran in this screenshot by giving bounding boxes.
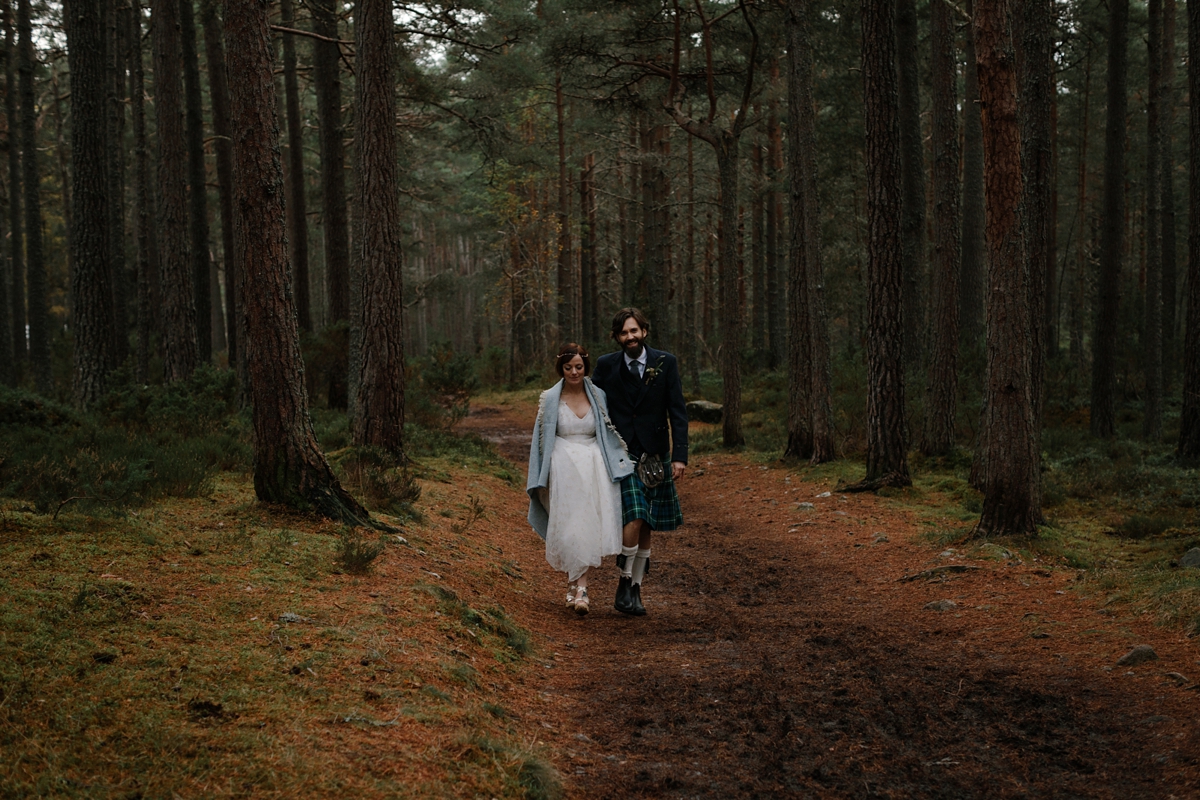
[636,453,665,488]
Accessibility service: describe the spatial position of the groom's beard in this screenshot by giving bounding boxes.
[623,340,644,358]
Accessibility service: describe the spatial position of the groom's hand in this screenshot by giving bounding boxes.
[671,461,686,480]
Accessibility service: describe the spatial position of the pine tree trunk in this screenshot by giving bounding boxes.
[129,0,158,384]
[655,130,671,348]
[0,69,10,385]
[179,0,211,362]
[1090,0,1128,438]
[1161,0,1179,387]
[2,0,21,373]
[579,152,597,344]
[717,136,744,447]
[225,0,368,523]
[106,0,129,367]
[312,0,350,407]
[278,0,309,334]
[852,0,909,488]
[201,0,238,360]
[784,0,833,464]
[921,0,962,457]
[352,0,405,459]
[685,131,700,393]
[751,127,765,356]
[51,63,72,308]
[959,0,986,359]
[67,0,114,408]
[1017,0,1052,438]
[554,74,574,338]
[153,0,199,382]
[973,0,1039,537]
[1071,46,1093,369]
[766,73,786,372]
[896,0,925,370]
[18,0,48,393]
[1144,0,1164,441]
[621,118,638,305]
[1177,0,1200,458]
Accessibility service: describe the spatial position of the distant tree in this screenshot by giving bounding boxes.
[1178,0,1200,459]
[1017,0,1052,433]
[201,0,239,360]
[849,0,909,489]
[3,0,21,374]
[959,0,985,357]
[67,0,114,408]
[180,0,212,362]
[352,0,407,458]
[973,0,1038,537]
[1144,0,1164,441]
[1161,0,1179,382]
[224,0,369,524]
[1089,0,1128,438]
[153,0,199,382]
[921,0,961,457]
[18,0,49,393]
[312,0,351,408]
[784,0,833,465]
[105,0,129,367]
[896,0,925,369]
[128,0,160,384]
[279,0,310,334]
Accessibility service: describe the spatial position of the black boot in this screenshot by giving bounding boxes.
[629,583,647,616]
[615,576,635,614]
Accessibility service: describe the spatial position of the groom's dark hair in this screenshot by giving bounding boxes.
[610,307,650,341]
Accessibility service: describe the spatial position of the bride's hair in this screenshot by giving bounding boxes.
[554,343,591,376]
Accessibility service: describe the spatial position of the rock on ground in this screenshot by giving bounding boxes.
[1117,645,1159,667]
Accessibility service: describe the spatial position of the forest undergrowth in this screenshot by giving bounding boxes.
[3,354,1200,795]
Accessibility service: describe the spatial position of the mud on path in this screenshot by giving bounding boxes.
[459,403,1200,798]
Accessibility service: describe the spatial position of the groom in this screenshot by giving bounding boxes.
[591,308,688,616]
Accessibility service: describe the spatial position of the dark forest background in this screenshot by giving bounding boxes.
[0,0,1197,538]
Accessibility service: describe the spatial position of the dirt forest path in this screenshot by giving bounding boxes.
[459,403,1200,799]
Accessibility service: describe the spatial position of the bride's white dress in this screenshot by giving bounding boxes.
[544,398,623,581]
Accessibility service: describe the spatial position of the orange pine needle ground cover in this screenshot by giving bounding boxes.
[1,390,1198,798]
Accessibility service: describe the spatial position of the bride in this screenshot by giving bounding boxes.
[526,344,633,614]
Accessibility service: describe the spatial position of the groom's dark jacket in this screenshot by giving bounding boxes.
[592,346,689,465]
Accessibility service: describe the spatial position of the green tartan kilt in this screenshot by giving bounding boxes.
[620,470,683,531]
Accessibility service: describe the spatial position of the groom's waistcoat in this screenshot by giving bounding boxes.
[592,346,689,465]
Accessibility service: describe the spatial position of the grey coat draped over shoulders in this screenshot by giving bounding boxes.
[525,378,633,540]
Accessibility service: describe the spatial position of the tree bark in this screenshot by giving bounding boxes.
[1090,0,1128,438]
[554,74,575,339]
[278,0,308,334]
[851,0,908,488]
[225,0,369,523]
[1177,0,1200,458]
[352,0,406,459]
[959,0,986,359]
[973,0,1039,537]
[921,0,962,457]
[784,0,833,464]
[1161,0,1178,387]
[67,0,114,409]
[106,0,129,367]
[751,123,765,356]
[896,0,925,370]
[1071,45,1093,369]
[767,70,785,372]
[129,0,159,384]
[579,152,597,344]
[0,48,9,386]
[179,0,211,362]
[201,0,238,360]
[153,0,198,382]
[3,0,21,373]
[18,0,48,393]
[312,0,350,407]
[1016,0,1052,436]
[1144,0,1164,441]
